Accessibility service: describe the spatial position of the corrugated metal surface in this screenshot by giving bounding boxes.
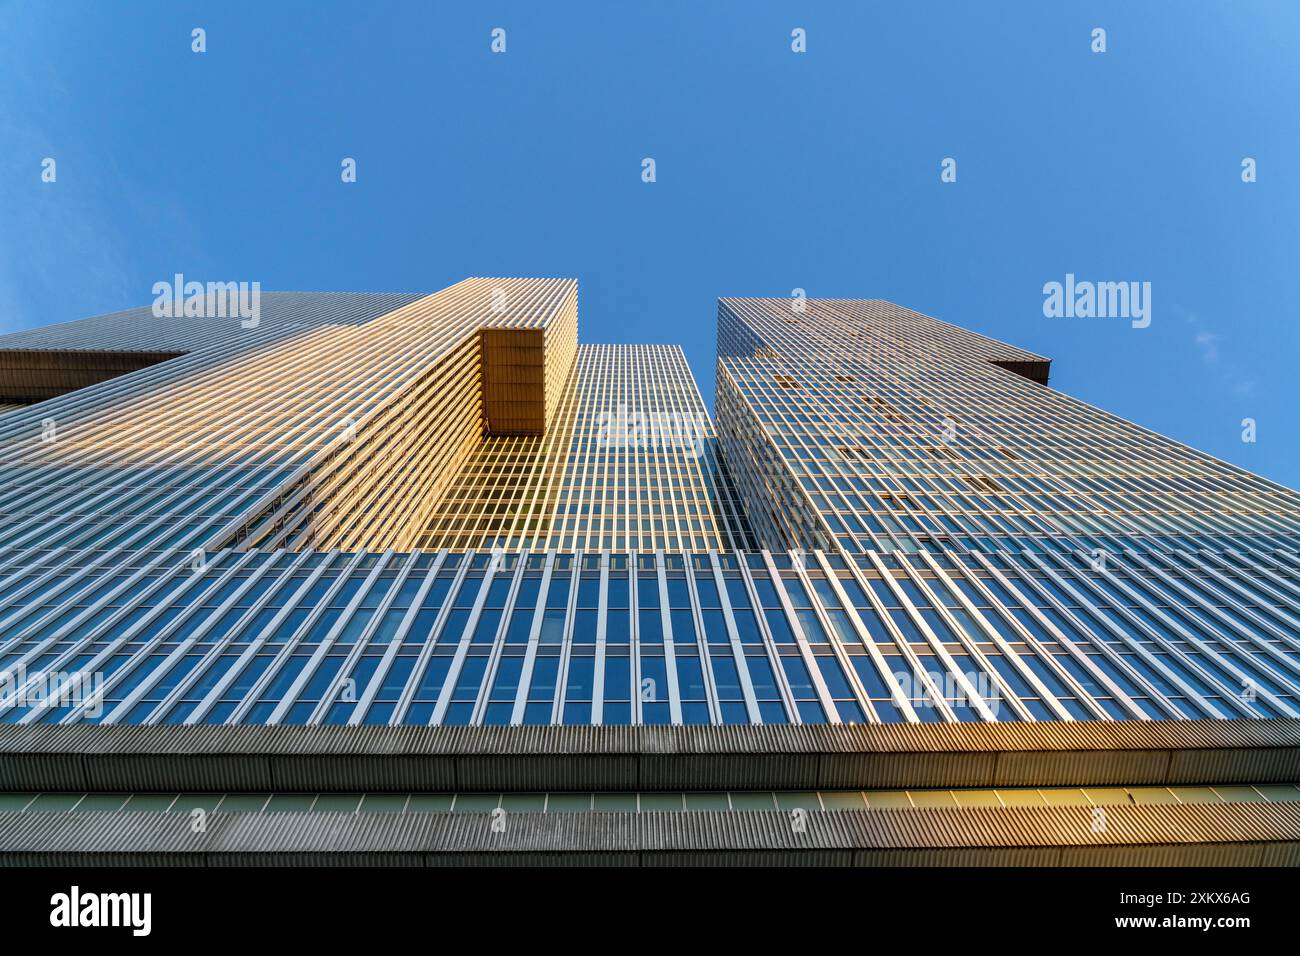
[991,748,1168,788]
[847,847,1066,867]
[2,803,1298,866]
[2,720,1298,792]
[7,718,1300,755]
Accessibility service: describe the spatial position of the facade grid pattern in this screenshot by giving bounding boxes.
[0,286,1295,730]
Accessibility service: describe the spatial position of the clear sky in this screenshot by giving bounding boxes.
[2,1,1298,488]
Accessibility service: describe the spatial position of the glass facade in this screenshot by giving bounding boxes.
[0,542,1297,727]
[419,344,754,552]
[717,297,1300,558]
[0,286,1297,728]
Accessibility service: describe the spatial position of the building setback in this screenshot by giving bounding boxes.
[0,279,1298,864]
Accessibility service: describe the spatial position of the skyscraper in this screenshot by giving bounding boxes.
[717,296,1299,557]
[0,281,1297,865]
[715,297,1300,724]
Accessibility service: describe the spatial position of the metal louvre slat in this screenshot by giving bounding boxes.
[5,718,1300,755]
[1,720,1298,792]
[2,804,1299,864]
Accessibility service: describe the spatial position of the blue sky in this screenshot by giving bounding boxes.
[2,1,1298,487]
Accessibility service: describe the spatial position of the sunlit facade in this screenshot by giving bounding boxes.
[419,343,754,553]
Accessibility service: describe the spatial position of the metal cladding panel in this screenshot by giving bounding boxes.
[210,811,425,854]
[84,755,279,792]
[436,811,640,854]
[0,808,220,855]
[643,849,858,867]
[480,328,550,435]
[423,852,640,867]
[990,749,1173,788]
[0,751,88,791]
[1252,841,1300,865]
[0,717,1291,754]
[10,845,1292,867]
[1057,843,1300,867]
[847,844,1300,866]
[637,753,826,791]
[817,750,998,791]
[2,720,1300,792]
[266,755,460,792]
[207,852,428,867]
[848,846,1067,867]
[1166,746,1300,784]
[2,805,1299,865]
[455,754,640,792]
